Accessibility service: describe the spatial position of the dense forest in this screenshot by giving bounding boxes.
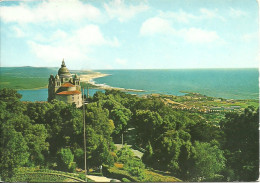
[0,88,259,181]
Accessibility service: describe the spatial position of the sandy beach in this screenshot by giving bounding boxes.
[80,73,110,84]
[80,72,144,92]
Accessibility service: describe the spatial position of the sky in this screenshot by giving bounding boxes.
[0,0,259,70]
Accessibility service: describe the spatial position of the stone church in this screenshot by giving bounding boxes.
[48,59,82,107]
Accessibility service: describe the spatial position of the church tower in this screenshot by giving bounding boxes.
[48,59,82,107]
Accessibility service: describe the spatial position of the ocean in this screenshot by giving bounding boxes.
[18,88,104,102]
[18,69,259,101]
[94,69,259,100]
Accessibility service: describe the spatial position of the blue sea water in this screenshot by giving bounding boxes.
[18,88,104,102]
[94,69,259,100]
[18,69,259,101]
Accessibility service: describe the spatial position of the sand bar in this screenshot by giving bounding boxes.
[80,73,110,84]
[80,72,144,92]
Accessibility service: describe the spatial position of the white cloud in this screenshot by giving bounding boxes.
[0,0,101,24]
[242,32,258,42]
[230,8,247,18]
[1,3,34,23]
[27,24,120,63]
[28,41,87,64]
[115,58,127,65]
[104,0,149,22]
[199,8,225,21]
[159,10,197,23]
[75,25,120,47]
[1,0,119,65]
[54,30,68,39]
[179,28,220,43]
[140,17,221,44]
[140,17,174,36]
[158,8,225,24]
[12,26,26,37]
[76,25,107,46]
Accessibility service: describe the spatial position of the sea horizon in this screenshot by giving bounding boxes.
[8,68,258,101]
[93,68,259,100]
[1,66,259,70]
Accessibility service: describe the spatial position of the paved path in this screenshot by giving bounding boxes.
[86,175,120,182]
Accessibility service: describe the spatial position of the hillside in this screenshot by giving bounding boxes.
[0,88,258,182]
[0,67,95,90]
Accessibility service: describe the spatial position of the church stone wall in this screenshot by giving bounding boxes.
[48,60,83,108]
[56,94,82,108]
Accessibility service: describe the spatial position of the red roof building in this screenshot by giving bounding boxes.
[57,90,81,95]
[48,59,82,107]
[61,82,75,87]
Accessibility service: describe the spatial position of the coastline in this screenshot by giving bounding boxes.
[80,73,144,92]
[16,85,48,91]
[15,71,144,92]
[80,73,111,84]
[10,70,258,100]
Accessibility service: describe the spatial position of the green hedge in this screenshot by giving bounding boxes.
[10,167,91,182]
[103,165,181,182]
[102,165,181,182]
[144,169,181,182]
[88,172,103,176]
[11,173,69,182]
[122,178,131,182]
[103,165,139,182]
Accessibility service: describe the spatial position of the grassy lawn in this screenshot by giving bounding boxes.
[144,169,181,182]
[106,165,181,182]
[10,167,87,182]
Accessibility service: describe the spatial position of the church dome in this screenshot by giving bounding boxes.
[58,59,71,77]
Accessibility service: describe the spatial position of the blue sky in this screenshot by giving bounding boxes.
[0,0,259,69]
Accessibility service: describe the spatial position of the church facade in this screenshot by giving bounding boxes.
[48,60,82,107]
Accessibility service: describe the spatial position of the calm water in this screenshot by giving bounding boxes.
[18,88,104,102]
[94,69,259,100]
[18,69,259,101]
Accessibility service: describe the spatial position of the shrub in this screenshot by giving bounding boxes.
[116,145,145,180]
[124,158,145,179]
[122,178,131,182]
[102,166,139,182]
[57,148,74,172]
[74,148,84,169]
[69,162,76,173]
[114,163,123,169]
[143,169,181,182]
[116,145,134,164]
[78,173,87,181]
